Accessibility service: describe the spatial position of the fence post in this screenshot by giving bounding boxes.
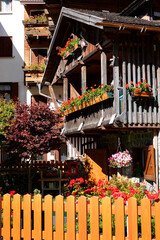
[90,196,100,240]
[128,197,138,240]
[78,196,87,240]
[23,194,32,240]
[12,194,21,240]
[55,195,64,240]
[102,197,112,240]
[66,196,76,240]
[115,197,125,240]
[141,198,151,240]
[44,195,53,240]
[34,194,42,240]
[3,194,11,240]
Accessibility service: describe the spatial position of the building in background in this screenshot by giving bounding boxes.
[0,0,26,102]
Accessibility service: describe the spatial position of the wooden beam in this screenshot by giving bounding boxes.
[81,65,87,94]
[101,51,107,85]
[63,77,68,102]
[96,22,160,33]
[132,39,138,124]
[157,41,160,124]
[127,38,132,124]
[113,40,119,115]
[152,40,157,124]
[122,41,127,124]
[48,85,58,110]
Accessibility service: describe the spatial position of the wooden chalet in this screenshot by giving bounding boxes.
[41,1,160,187]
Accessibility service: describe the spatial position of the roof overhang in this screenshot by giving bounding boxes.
[41,7,105,86]
[96,21,160,32]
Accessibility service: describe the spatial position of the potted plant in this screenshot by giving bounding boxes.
[126,79,153,97]
[108,149,132,168]
[57,38,81,59]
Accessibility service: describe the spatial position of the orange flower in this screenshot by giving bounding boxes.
[94,84,97,87]
[101,84,104,86]
[126,84,129,89]
[92,89,95,92]
[81,88,83,90]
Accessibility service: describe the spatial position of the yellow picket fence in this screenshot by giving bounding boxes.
[0,194,160,240]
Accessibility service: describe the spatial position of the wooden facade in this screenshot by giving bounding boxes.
[41,4,160,184]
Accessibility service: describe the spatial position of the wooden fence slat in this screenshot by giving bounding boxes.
[102,197,112,240]
[0,194,1,238]
[23,194,31,240]
[78,196,88,240]
[34,194,42,240]
[90,196,99,240]
[115,197,125,240]
[141,198,151,240]
[12,194,21,240]
[128,197,138,240]
[44,195,53,240]
[55,195,64,240]
[3,194,11,240]
[66,196,76,240]
[155,201,160,239]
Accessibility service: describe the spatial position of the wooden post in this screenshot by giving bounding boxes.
[122,41,127,124]
[147,38,152,124]
[157,41,160,123]
[48,85,58,110]
[132,40,138,124]
[152,40,157,124]
[113,40,119,115]
[63,77,68,102]
[137,40,143,124]
[81,65,87,94]
[101,51,107,86]
[127,39,132,124]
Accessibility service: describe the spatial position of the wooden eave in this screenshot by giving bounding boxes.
[41,7,105,86]
[96,21,160,33]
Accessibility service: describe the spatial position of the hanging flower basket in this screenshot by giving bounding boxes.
[108,150,132,168]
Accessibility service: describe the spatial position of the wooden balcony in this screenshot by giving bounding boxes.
[23,20,49,27]
[64,97,114,134]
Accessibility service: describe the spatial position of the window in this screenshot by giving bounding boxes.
[0,37,12,57]
[30,9,44,17]
[0,84,11,102]
[0,83,18,102]
[30,48,47,64]
[132,145,155,181]
[0,0,12,12]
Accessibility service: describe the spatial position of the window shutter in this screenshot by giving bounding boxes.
[144,145,155,182]
[0,37,12,57]
[11,83,18,101]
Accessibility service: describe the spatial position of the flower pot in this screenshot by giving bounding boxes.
[89,99,94,105]
[133,91,153,97]
[82,102,86,109]
[95,96,101,103]
[102,92,109,100]
[85,101,90,107]
[78,104,83,110]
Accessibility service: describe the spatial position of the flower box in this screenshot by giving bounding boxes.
[133,91,153,97]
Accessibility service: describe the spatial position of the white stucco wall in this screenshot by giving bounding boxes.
[0,0,27,103]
